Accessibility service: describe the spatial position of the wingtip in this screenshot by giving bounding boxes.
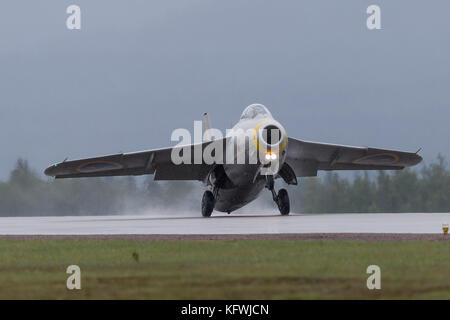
[417,153,423,163]
[413,148,423,165]
[411,153,423,166]
[44,164,56,177]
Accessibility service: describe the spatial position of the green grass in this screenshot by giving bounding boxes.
[0,239,448,299]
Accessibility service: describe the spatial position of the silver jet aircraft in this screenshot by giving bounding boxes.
[45,104,422,217]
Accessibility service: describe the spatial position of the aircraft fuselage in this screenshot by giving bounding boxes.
[205,106,288,213]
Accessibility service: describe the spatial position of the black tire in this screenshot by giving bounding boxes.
[277,188,290,215]
[201,191,215,217]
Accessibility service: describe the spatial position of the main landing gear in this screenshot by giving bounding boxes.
[266,175,290,215]
[201,190,216,217]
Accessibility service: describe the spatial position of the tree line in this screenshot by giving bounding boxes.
[0,156,448,216]
[296,154,450,213]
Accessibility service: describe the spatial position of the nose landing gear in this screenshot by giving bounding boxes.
[266,175,290,215]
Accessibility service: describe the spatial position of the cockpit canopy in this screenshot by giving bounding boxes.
[240,104,272,120]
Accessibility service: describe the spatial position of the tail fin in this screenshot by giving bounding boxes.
[203,112,212,141]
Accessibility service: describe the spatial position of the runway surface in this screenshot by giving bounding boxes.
[0,212,448,235]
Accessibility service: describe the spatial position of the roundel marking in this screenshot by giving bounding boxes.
[353,153,399,165]
[77,161,124,173]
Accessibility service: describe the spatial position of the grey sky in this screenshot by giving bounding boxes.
[1,1,449,180]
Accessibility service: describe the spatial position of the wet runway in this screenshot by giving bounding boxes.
[0,212,448,235]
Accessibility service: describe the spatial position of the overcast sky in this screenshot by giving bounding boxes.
[0,1,449,180]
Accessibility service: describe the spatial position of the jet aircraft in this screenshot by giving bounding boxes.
[45,104,422,216]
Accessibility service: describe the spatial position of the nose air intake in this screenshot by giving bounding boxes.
[256,123,286,154]
[261,125,283,145]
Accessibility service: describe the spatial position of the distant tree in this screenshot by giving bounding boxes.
[9,158,40,189]
[348,172,375,212]
[420,154,450,212]
[374,171,393,212]
[298,177,324,213]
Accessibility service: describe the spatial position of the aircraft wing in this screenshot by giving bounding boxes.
[44,140,225,181]
[285,137,422,177]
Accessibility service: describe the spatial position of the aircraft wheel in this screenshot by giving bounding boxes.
[277,189,290,215]
[201,191,215,217]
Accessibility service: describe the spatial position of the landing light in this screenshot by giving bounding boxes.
[265,153,277,160]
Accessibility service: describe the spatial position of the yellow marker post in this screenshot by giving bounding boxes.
[443,224,448,235]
